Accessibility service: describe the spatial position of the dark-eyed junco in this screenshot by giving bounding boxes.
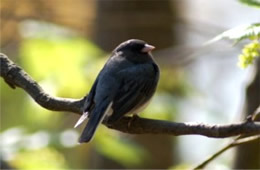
[74,39,160,143]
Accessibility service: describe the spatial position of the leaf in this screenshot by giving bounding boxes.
[206,23,260,44]
[237,40,260,68]
[238,0,260,8]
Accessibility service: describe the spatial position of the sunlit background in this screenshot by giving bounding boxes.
[1,0,259,169]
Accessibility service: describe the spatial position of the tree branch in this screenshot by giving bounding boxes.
[1,53,260,138]
[0,53,85,113]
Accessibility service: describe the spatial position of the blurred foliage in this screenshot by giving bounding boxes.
[1,81,27,129]
[238,40,260,68]
[1,20,186,168]
[142,94,178,120]
[159,68,191,96]
[10,148,68,169]
[16,37,105,128]
[169,163,191,170]
[207,23,260,69]
[1,31,108,168]
[94,126,149,168]
[20,37,104,98]
[238,0,260,8]
[0,127,79,157]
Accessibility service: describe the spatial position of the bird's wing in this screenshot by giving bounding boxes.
[109,63,159,122]
[78,71,119,143]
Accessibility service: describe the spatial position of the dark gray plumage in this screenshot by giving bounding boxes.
[75,39,160,143]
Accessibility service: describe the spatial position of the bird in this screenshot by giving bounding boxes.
[74,39,160,143]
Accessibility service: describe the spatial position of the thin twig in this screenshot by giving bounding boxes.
[193,135,260,170]
[193,107,260,169]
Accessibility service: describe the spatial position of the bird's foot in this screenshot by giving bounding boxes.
[245,115,254,122]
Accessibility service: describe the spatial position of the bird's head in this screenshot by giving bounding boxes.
[114,39,155,59]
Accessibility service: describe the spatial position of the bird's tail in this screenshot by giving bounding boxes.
[79,101,112,143]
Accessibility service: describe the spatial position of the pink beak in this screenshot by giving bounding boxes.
[141,44,155,53]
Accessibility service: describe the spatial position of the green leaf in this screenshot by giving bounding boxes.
[238,0,260,8]
[206,23,260,44]
[237,40,260,68]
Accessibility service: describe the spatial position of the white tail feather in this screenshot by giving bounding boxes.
[74,112,89,128]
